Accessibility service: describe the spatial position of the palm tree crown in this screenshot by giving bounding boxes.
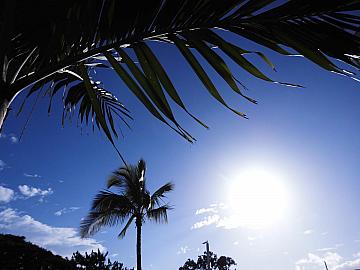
[80,159,174,270]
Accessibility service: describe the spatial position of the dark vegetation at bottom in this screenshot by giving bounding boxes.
[0,234,133,270]
[179,251,236,270]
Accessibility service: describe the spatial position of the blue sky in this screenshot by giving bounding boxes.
[0,33,360,270]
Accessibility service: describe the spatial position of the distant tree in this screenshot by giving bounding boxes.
[179,251,236,270]
[217,256,237,270]
[70,249,133,270]
[80,159,174,270]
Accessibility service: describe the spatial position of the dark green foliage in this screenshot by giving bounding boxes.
[0,233,72,269]
[0,1,359,145]
[0,234,132,270]
[179,251,236,270]
[70,249,133,270]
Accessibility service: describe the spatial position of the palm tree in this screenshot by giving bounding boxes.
[80,159,174,270]
[1,1,359,145]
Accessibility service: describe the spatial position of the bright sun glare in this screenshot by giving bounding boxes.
[227,168,289,229]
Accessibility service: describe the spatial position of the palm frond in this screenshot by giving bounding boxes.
[17,63,131,146]
[150,182,174,208]
[80,190,134,237]
[108,164,149,209]
[63,73,132,139]
[3,0,359,144]
[107,166,134,189]
[80,209,127,238]
[118,214,136,239]
[91,190,133,214]
[107,175,123,189]
[107,166,137,194]
[146,205,172,224]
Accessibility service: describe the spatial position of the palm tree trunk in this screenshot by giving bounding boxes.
[136,217,142,270]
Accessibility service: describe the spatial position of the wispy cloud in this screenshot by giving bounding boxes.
[0,133,18,144]
[191,214,220,230]
[334,257,360,270]
[9,135,18,144]
[317,247,337,252]
[192,206,249,230]
[296,251,360,270]
[304,229,314,235]
[18,185,53,199]
[195,207,218,215]
[296,252,342,270]
[23,173,42,178]
[192,202,283,230]
[0,160,6,171]
[0,186,14,203]
[193,203,240,230]
[177,245,190,255]
[54,207,80,216]
[0,208,105,257]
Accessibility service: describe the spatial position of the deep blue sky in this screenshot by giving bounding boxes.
[0,32,360,270]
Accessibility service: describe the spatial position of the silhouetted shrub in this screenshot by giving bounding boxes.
[179,251,236,270]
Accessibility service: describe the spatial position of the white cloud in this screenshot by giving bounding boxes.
[296,252,360,270]
[304,229,314,235]
[317,247,337,252]
[0,133,19,144]
[24,173,41,178]
[296,252,342,270]
[334,259,360,270]
[18,185,53,198]
[216,215,244,229]
[54,207,80,216]
[9,135,18,144]
[192,202,281,230]
[0,186,14,203]
[191,215,220,229]
[0,160,6,171]
[195,207,217,215]
[177,245,190,255]
[0,208,105,257]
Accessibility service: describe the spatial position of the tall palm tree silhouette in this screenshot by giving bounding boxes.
[80,159,174,270]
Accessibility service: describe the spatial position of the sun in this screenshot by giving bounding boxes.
[226,168,289,229]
